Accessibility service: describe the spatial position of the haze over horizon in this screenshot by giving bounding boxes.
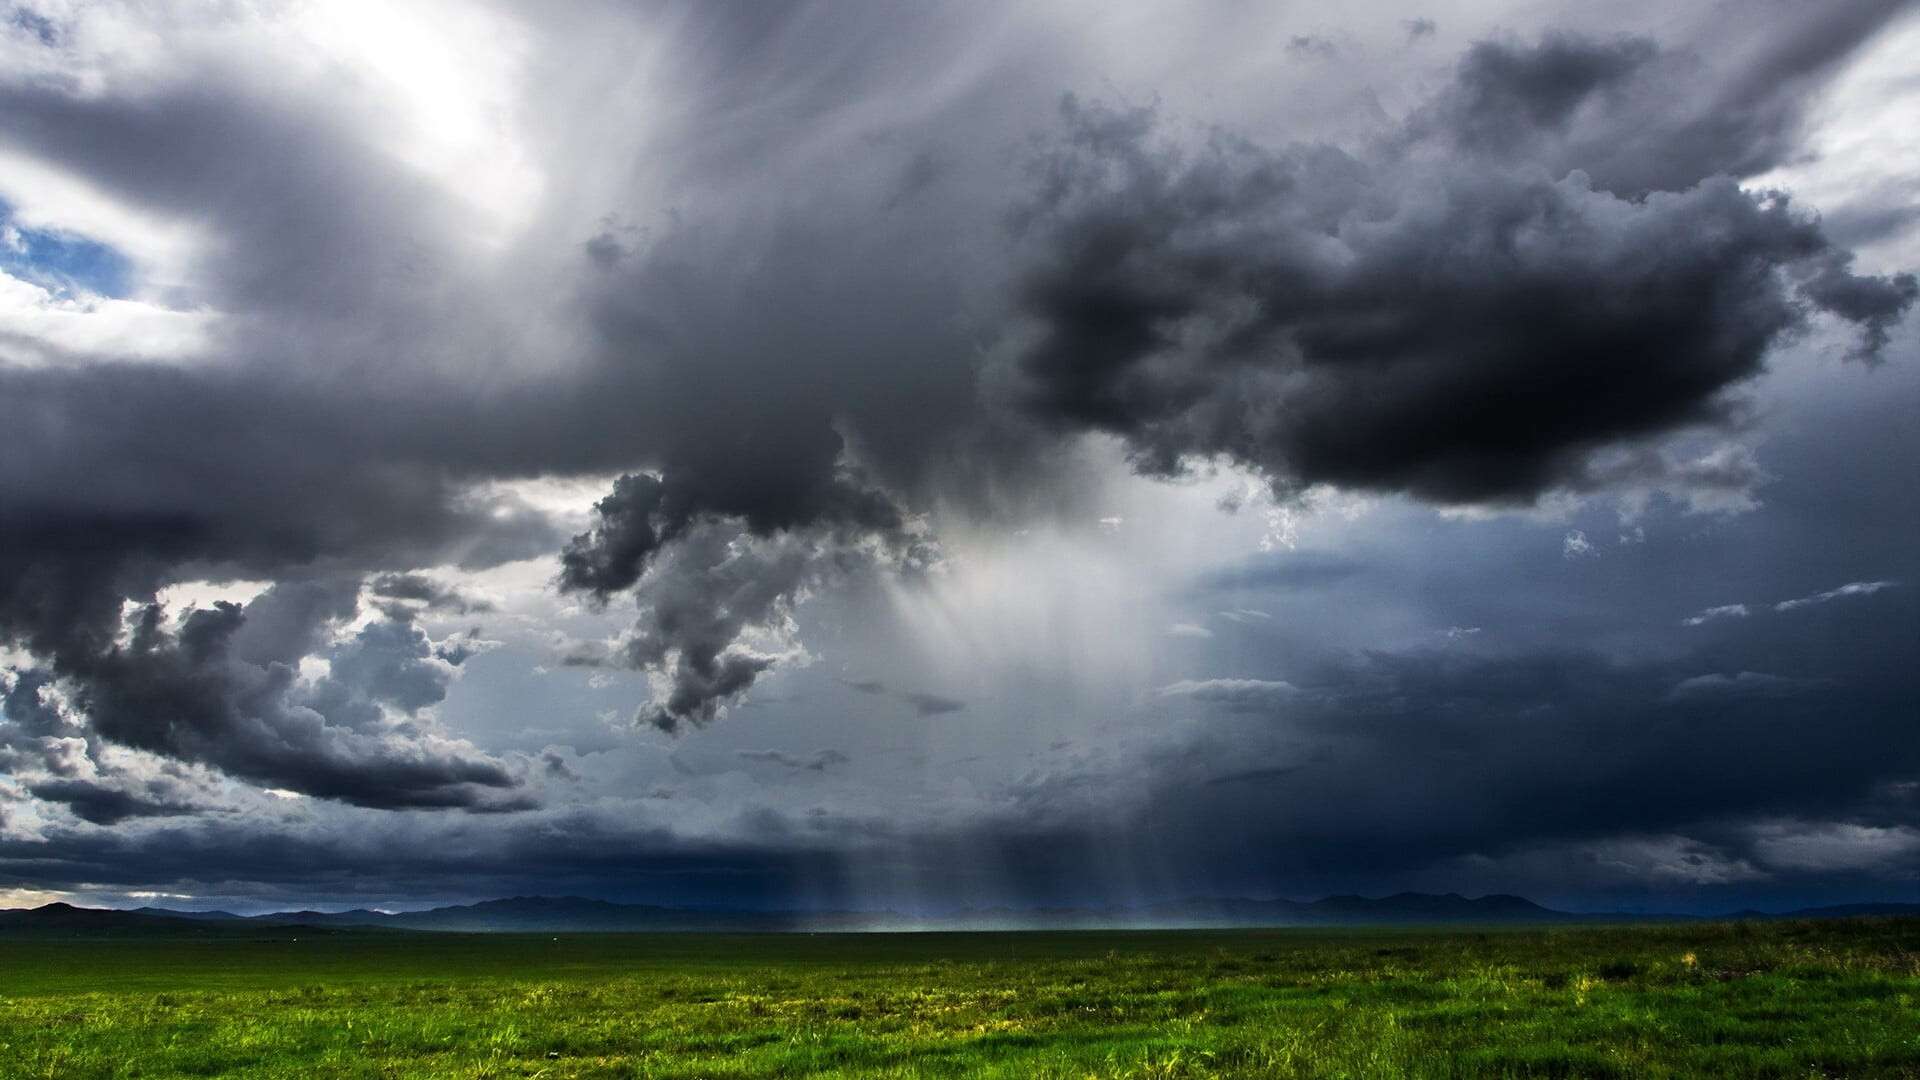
[1,0,1917,919]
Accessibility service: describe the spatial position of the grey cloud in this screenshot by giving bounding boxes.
[25,777,204,826]
[1749,821,1920,875]
[1416,7,1913,197]
[552,635,617,669]
[736,748,850,772]
[560,471,928,733]
[432,630,497,668]
[1,667,77,741]
[1,580,1913,911]
[19,580,527,811]
[0,1,1913,913]
[1007,30,1915,507]
[570,518,865,734]
[1286,35,1337,59]
[367,573,494,618]
[540,749,580,782]
[903,692,966,718]
[838,678,965,717]
[326,619,460,715]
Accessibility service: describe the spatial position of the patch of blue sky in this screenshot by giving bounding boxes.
[1,199,135,299]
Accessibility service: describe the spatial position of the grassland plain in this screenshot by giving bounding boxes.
[0,918,1917,1079]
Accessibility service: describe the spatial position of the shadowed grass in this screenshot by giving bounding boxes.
[0,918,1915,1077]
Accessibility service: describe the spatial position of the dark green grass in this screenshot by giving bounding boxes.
[2,918,1917,1077]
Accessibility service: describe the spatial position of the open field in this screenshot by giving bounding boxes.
[1,918,1917,1078]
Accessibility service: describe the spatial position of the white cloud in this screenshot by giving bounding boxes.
[1158,678,1297,710]
[0,148,205,291]
[0,269,212,367]
[0,887,71,908]
[1681,603,1750,627]
[1166,622,1214,639]
[1775,580,1898,612]
[1666,671,1819,700]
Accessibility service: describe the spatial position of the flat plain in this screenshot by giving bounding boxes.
[1,918,1917,1078]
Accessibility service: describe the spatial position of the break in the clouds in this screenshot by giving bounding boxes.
[0,0,1917,914]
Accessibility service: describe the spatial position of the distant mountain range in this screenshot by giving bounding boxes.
[2,892,1916,936]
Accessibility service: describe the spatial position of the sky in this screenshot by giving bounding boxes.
[0,0,1916,916]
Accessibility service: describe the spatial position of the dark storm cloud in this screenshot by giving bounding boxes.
[1416,4,1913,197]
[0,812,852,910]
[2,580,526,811]
[24,778,202,826]
[5,9,1902,778]
[558,472,928,733]
[367,573,494,618]
[1001,594,1920,901]
[0,361,563,675]
[0,39,604,788]
[0,0,1913,913]
[1007,30,1916,505]
[0,587,1912,911]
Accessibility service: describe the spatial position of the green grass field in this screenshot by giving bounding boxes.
[1,918,1917,1078]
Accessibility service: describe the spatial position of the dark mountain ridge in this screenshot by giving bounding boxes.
[3,893,1915,936]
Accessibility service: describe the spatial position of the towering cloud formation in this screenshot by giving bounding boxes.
[558,473,930,732]
[0,0,1912,897]
[1006,33,1916,503]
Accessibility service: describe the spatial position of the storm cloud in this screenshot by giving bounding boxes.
[0,0,1915,913]
[3,577,524,812]
[1006,32,1915,504]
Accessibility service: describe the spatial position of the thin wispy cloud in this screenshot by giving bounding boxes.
[1775,580,1898,612]
[1683,604,1752,627]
